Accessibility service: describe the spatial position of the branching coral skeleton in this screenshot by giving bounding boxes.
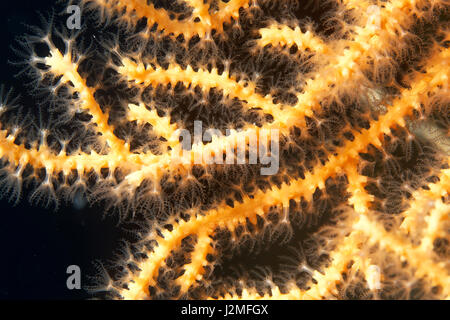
[0,0,449,299]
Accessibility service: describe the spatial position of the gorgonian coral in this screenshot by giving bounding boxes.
[0,0,449,299]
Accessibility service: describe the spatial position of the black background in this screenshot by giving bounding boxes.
[0,0,125,299]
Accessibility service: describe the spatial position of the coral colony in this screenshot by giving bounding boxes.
[0,0,449,299]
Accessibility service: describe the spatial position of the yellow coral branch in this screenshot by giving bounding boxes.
[44,41,128,155]
[0,130,110,175]
[345,162,374,214]
[83,0,249,37]
[118,59,287,124]
[127,103,180,148]
[176,232,214,293]
[257,24,329,54]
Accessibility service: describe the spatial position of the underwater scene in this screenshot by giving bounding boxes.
[0,0,449,300]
